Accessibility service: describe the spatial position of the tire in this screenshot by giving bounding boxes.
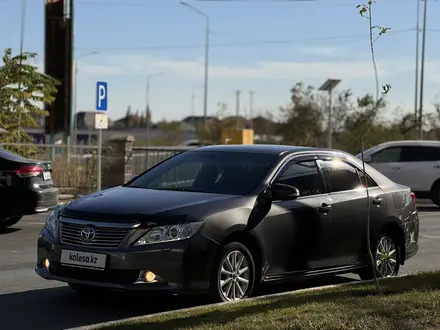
[359,233,401,281]
[68,283,106,297]
[431,182,440,207]
[210,242,255,302]
[0,216,23,230]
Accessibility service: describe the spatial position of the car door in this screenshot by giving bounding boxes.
[317,156,386,267]
[397,146,440,192]
[369,146,440,191]
[367,146,404,184]
[261,155,334,275]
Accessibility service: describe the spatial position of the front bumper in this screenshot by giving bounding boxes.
[35,226,219,293]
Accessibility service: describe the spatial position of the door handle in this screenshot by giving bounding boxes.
[392,167,400,170]
[434,165,440,169]
[318,203,332,213]
[373,196,383,205]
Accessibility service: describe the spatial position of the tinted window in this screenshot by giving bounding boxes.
[400,146,440,162]
[275,160,324,197]
[321,159,362,193]
[357,169,378,187]
[370,147,401,163]
[128,151,278,195]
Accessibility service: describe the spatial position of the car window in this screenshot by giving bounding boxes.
[275,160,324,197]
[128,151,278,195]
[370,147,402,163]
[148,162,203,189]
[321,159,362,193]
[357,169,378,188]
[400,146,440,162]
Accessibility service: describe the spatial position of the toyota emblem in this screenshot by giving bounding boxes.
[80,227,96,242]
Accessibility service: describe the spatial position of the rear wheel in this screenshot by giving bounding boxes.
[359,233,400,281]
[0,216,23,230]
[431,182,440,207]
[210,242,255,302]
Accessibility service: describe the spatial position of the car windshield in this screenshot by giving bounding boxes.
[126,150,279,195]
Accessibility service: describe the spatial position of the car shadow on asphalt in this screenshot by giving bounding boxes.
[0,276,357,330]
[0,227,21,235]
[417,206,440,213]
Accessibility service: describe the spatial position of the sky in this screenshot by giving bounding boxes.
[0,0,440,122]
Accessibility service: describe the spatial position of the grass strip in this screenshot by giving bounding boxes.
[96,271,440,330]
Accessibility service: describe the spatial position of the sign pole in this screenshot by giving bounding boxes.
[97,128,102,191]
[95,81,108,192]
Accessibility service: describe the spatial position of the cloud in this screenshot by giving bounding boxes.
[79,54,418,81]
[36,53,440,86]
[299,45,348,58]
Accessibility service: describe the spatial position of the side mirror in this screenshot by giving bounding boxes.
[271,183,300,201]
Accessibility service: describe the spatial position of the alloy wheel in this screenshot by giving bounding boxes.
[376,235,398,277]
[219,250,250,301]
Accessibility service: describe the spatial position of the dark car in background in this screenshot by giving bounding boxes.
[0,148,58,229]
[35,145,419,302]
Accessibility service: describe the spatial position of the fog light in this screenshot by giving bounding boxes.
[43,258,50,269]
[145,271,156,282]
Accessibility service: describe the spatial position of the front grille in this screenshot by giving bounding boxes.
[60,221,130,248]
[49,262,139,285]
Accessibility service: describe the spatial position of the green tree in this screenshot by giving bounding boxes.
[0,48,58,156]
[278,82,324,146]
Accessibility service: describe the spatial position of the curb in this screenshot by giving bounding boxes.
[66,275,408,330]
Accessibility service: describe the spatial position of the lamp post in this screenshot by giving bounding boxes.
[70,51,99,146]
[319,78,341,149]
[180,1,210,130]
[191,84,204,130]
[145,72,166,145]
[418,0,428,139]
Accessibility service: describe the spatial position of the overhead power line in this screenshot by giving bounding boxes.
[76,0,417,8]
[76,27,420,52]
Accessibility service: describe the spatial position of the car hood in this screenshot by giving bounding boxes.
[60,186,243,223]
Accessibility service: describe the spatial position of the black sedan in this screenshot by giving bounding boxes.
[0,148,58,229]
[35,145,419,302]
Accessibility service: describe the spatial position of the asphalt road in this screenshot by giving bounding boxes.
[1,206,439,330]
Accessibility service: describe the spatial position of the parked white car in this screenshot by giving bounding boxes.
[356,140,440,206]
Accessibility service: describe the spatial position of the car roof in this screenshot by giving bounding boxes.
[371,140,440,148]
[190,144,319,155]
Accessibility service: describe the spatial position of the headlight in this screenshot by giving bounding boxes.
[134,222,204,246]
[45,203,66,238]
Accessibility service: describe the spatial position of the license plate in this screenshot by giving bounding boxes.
[43,171,51,181]
[60,249,106,269]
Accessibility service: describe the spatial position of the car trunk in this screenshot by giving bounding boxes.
[14,159,54,189]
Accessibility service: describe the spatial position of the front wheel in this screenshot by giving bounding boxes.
[359,233,400,281]
[210,242,255,302]
[0,216,23,230]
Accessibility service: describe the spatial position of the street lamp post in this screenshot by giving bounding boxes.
[70,51,99,146]
[180,1,210,130]
[191,85,204,130]
[145,72,166,145]
[319,78,341,149]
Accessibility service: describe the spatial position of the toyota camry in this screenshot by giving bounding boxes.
[35,145,419,302]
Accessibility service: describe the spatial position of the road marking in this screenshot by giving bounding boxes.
[420,235,440,239]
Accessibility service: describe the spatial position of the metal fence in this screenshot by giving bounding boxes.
[0,143,192,195]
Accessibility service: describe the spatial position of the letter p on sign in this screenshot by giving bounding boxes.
[96,81,108,111]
